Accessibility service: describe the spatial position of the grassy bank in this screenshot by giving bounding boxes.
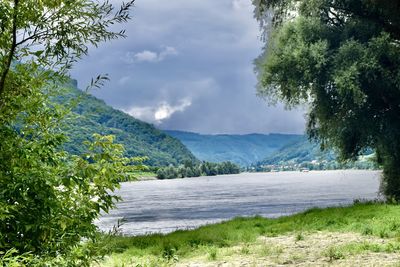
[94,202,400,266]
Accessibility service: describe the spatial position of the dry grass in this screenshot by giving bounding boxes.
[177,232,400,267]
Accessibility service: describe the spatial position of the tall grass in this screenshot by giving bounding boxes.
[95,202,400,264]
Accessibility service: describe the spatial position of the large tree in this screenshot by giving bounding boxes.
[253,0,400,198]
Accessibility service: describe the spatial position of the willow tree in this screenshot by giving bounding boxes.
[253,0,400,199]
[0,1,141,265]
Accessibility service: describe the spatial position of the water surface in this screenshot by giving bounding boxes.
[98,170,380,235]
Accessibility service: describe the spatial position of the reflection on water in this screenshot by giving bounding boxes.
[97,170,381,236]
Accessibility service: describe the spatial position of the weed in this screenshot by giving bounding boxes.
[379,229,390,238]
[162,246,179,262]
[259,243,284,257]
[325,246,345,261]
[295,232,304,241]
[207,246,218,261]
[240,243,250,255]
[258,245,272,256]
[362,225,373,235]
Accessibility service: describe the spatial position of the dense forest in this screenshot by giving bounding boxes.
[156,161,241,179]
[57,81,198,166]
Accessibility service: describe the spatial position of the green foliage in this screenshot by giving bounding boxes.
[253,0,400,198]
[0,249,33,267]
[58,84,198,167]
[0,0,141,265]
[0,71,143,264]
[167,130,302,166]
[156,161,241,179]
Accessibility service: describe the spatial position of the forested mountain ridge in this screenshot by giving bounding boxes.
[256,137,335,165]
[57,81,198,166]
[166,130,303,166]
[254,137,376,170]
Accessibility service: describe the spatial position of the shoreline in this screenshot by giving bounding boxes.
[136,169,381,182]
[94,202,400,267]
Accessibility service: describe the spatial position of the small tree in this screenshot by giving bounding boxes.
[253,0,400,199]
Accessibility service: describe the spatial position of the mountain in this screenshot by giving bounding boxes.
[57,82,198,166]
[165,130,303,166]
[256,137,335,166]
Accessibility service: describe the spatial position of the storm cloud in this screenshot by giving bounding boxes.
[70,0,306,134]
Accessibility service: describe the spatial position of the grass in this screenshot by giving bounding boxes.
[93,202,400,266]
[207,246,217,260]
[324,246,346,261]
[323,240,400,263]
[295,232,305,241]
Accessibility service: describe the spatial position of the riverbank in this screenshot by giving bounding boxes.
[137,169,381,182]
[136,172,157,181]
[93,202,400,266]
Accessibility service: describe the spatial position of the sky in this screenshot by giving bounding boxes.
[71,0,306,135]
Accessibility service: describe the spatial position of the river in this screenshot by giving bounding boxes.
[97,170,381,236]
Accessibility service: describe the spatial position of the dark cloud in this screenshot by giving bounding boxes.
[70,0,306,134]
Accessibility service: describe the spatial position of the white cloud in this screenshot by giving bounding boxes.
[124,98,192,124]
[155,99,191,121]
[159,46,178,61]
[125,106,155,122]
[124,46,179,63]
[133,50,159,62]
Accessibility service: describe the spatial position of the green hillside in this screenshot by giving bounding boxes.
[255,137,377,170]
[165,130,303,166]
[257,137,335,165]
[58,82,198,166]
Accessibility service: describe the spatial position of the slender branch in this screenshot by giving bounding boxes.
[15,7,60,47]
[0,0,19,98]
[15,30,50,47]
[328,9,344,27]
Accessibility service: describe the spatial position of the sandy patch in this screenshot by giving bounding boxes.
[177,232,400,267]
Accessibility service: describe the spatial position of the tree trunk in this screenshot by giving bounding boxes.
[380,150,400,201]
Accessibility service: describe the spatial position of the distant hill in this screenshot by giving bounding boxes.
[254,137,376,170]
[165,130,303,166]
[57,82,198,166]
[256,137,335,166]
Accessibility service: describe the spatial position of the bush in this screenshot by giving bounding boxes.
[0,67,143,265]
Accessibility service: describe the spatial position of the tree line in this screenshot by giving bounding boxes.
[156,161,241,179]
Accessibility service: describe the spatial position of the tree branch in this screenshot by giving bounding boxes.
[0,0,19,98]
